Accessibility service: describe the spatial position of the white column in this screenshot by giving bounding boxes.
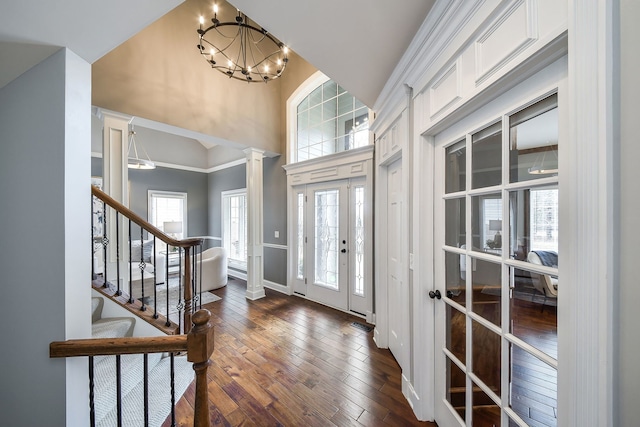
[101,111,130,281]
[102,111,129,206]
[244,148,266,300]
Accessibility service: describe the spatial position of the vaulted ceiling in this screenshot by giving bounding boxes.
[1,0,435,159]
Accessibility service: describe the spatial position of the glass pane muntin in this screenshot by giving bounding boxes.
[440,93,560,426]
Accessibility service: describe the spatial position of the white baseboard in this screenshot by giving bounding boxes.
[228,270,247,281]
[264,280,289,295]
[373,327,388,349]
[403,374,424,419]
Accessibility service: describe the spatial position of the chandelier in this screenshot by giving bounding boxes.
[127,123,155,170]
[197,3,289,82]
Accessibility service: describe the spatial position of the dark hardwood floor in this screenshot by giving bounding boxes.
[165,278,435,427]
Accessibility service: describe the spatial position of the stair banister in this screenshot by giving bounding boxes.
[92,185,204,333]
[50,309,214,427]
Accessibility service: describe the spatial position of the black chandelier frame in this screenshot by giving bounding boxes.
[197,10,288,83]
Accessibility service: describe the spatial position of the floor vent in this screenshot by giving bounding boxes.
[350,322,373,332]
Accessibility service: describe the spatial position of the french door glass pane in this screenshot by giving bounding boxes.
[472,382,501,426]
[445,198,466,247]
[509,188,559,264]
[445,251,466,306]
[446,303,466,364]
[354,186,365,296]
[509,343,558,426]
[471,258,501,327]
[446,356,466,422]
[297,192,305,280]
[472,319,501,396]
[472,193,502,254]
[509,94,558,183]
[445,140,466,193]
[509,266,557,359]
[472,122,502,189]
[314,189,339,289]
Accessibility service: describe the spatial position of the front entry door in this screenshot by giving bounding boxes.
[293,178,368,314]
[306,180,349,310]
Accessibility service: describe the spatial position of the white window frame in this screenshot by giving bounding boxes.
[147,190,188,239]
[286,71,372,165]
[221,188,247,270]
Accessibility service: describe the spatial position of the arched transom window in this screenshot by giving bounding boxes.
[295,78,369,162]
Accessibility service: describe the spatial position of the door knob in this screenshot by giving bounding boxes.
[341,249,347,253]
[429,290,442,300]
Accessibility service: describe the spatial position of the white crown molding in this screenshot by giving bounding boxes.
[373,0,485,117]
[207,158,247,173]
[91,151,247,174]
[92,106,244,151]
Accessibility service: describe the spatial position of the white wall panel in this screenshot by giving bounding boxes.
[475,0,538,83]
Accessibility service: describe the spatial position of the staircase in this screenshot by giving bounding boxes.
[90,297,195,427]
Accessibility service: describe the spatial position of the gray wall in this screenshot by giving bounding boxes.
[94,155,289,286]
[618,0,640,424]
[207,158,288,285]
[263,155,288,285]
[0,49,91,426]
[91,157,209,239]
[263,155,288,245]
[208,162,246,243]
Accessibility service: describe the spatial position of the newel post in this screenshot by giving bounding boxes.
[187,309,214,427]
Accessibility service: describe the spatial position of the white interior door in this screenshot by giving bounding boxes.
[433,93,560,426]
[387,158,407,368]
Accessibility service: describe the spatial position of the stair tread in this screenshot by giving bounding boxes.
[93,352,165,426]
[92,317,136,339]
[96,355,194,427]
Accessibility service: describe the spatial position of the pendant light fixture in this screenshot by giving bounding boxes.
[127,120,155,170]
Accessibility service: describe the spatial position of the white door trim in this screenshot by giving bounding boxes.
[562,0,615,425]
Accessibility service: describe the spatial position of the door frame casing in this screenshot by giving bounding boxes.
[283,145,375,321]
[426,58,567,425]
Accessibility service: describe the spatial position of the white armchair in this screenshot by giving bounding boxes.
[527,250,558,306]
[196,247,228,292]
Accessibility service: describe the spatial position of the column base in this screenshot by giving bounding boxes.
[246,288,266,300]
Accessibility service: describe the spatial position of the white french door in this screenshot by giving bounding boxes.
[433,93,560,427]
[292,178,368,315]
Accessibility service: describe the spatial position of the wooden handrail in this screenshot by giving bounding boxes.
[92,185,203,248]
[50,335,188,358]
[50,309,214,427]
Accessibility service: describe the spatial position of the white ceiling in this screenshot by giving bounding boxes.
[231,0,435,107]
[0,0,182,89]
